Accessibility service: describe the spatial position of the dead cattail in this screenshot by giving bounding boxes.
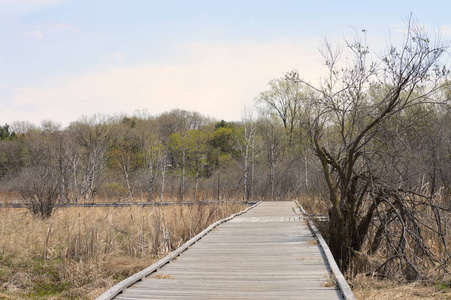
[0,202,246,298]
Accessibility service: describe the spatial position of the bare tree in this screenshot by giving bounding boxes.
[293,19,451,275]
[257,116,286,200]
[70,115,117,202]
[142,135,164,202]
[257,76,305,146]
[9,120,37,135]
[16,128,61,218]
[236,107,256,202]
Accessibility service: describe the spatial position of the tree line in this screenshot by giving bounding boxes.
[0,107,320,218]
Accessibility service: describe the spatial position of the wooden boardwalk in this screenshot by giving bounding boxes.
[111,202,343,299]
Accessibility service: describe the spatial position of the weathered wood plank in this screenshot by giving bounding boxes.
[99,201,353,300]
[96,203,261,300]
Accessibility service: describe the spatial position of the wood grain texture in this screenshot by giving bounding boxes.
[107,201,344,299]
[294,200,356,300]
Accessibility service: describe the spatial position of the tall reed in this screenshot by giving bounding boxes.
[0,202,245,299]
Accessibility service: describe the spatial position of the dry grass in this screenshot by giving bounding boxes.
[320,272,337,288]
[295,194,329,215]
[0,202,245,299]
[152,273,174,279]
[307,238,318,245]
[350,274,451,299]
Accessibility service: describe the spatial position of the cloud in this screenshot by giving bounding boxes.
[27,23,80,40]
[28,30,44,39]
[47,23,80,33]
[6,39,324,126]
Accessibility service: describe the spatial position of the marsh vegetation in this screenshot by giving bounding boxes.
[0,203,245,299]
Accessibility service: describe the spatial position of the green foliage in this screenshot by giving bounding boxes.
[0,124,16,140]
[208,126,238,169]
[209,127,236,155]
[186,129,208,174]
[33,258,69,295]
[121,116,137,128]
[169,129,209,176]
[214,120,234,130]
[0,252,13,269]
[256,76,305,147]
[435,281,450,293]
[0,255,71,299]
[168,132,182,153]
[101,182,129,199]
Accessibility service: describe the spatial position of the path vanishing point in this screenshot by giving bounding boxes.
[98,201,355,300]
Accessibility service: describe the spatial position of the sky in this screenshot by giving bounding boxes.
[1,0,451,128]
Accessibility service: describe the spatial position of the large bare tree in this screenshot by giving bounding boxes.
[293,20,450,275]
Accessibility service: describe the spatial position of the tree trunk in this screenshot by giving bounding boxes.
[180,144,186,201]
[250,134,255,201]
[194,166,199,201]
[270,145,275,200]
[160,159,166,202]
[243,128,249,202]
[217,173,220,201]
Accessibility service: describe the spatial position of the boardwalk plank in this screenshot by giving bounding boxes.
[109,202,342,300]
